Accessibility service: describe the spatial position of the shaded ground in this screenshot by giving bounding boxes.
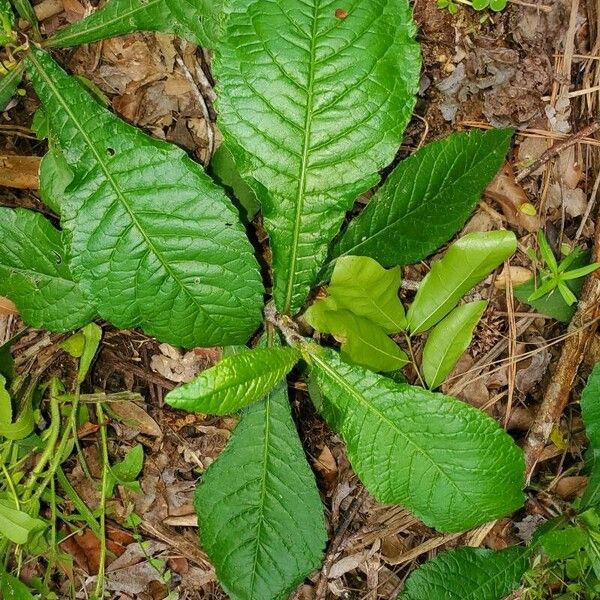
[1,0,600,598]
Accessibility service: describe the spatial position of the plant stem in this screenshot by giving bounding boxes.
[404,334,426,388]
[94,401,109,600]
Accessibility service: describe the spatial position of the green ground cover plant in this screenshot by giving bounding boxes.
[0,1,536,598]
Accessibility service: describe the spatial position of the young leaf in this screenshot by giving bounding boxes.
[0,208,95,332]
[216,0,421,314]
[0,62,24,111]
[165,347,301,415]
[398,546,529,600]
[538,526,589,560]
[308,347,525,531]
[46,0,220,49]
[26,48,264,348]
[305,301,408,373]
[422,300,488,389]
[325,256,406,333]
[0,374,34,441]
[107,444,144,496]
[0,500,46,545]
[330,129,513,269]
[407,231,517,334]
[195,382,326,600]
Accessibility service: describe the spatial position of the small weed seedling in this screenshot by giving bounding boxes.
[0,0,563,597]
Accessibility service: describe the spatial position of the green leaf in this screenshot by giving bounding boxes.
[195,382,326,600]
[10,0,39,39]
[46,0,218,49]
[539,526,589,560]
[0,572,35,599]
[330,129,513,269]
[580,362,600,450]
[0,500,46,545]
[165,347,301,415]
[0,0,15,27]
[210,144,260,222]
[0,63,23,111]
[324,256,406,333]
[407,231,517,335]
[78,323,102,383]
[26,48,264,348]
[216,0,421,314]
[308,347,525,531]
[107,444,144,495]
[398,546,529,600]
[305,301,408,372]
[0,208,95,332]
[489,0,508,11]
[0,375,34,441]
[422,300,487,389]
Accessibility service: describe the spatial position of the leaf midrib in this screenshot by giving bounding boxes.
[46,0,163,46]
[282,0,320,314]
[27,50,213,323]
[311,352,472,507]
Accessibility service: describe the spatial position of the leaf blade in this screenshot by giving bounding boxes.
[165,347,301,415]
[422,300,487,389]
[26,48,264,348]
[0,208,95,332]
[407,231,517,334]
[195,382,327,600]
[308,347,525,531]
[398,546,529,600]
[330,129,513,268]
[216,0,421,313]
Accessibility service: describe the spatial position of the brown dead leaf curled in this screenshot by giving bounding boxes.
[485,164,541,232]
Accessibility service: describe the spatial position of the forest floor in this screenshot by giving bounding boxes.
[1,0,600,598]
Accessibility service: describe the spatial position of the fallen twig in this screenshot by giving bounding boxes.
[523,206,600,483]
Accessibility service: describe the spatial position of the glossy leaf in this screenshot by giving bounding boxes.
[216,0,420,314]
[330,129,513,269]
[0,63,23,111]
[308,347,525,531]
[305,300,408,373]
[398,547,528,600]
[47,0,219,49]
[422,300,487,389]
[325,256,406,333]
[165,347,301,415]
[0,208,95,332]
[195,382,326,600]
[0,500,46,545]
[407,231,517,334]
[27,48,264,348]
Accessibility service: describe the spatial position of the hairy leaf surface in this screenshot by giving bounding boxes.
[216,0,420,313]
[47,0,220,48]
[0,208,95,332]
[330,129,512,268]
[308,347,525,531]
[398,547,528,600]
[195,382,326,600]
[407,231,516,334]
[27,48,264,348]
[165,347,301,415]
[422,300,487,389]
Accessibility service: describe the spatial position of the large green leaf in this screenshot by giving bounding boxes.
[216,0,420,314]
[0,208,95,332]
[165,347,301,415]
[0,572,35,599]
[582,362,600,449]
[407,231,517,334]
[308,347,525,531]
[422,300,487,389]
[46,0,221,49]
[195,382,326,600]
[398,547,529,600]
[329,129,512,269]
[26,48,264,348]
